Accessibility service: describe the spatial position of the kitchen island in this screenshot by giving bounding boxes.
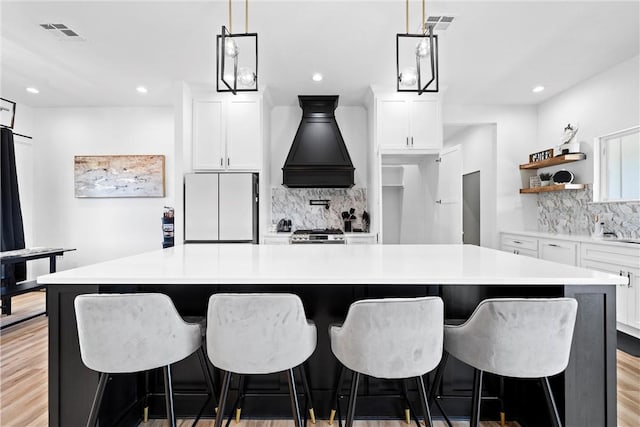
[39,244,625,427]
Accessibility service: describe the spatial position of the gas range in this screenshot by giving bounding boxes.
[290,229,345,244]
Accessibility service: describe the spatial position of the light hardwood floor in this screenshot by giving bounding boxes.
[1,292,638,427]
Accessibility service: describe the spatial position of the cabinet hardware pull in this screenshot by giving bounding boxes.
[220,158,223,167]
[435,200,442,204]
[513,240,522,244]
[620,270,625,276]
[406,137,409,146]
[548,243,559,247]
[227,158,230,167]
[628,272,632,287]
[411,136,414,146]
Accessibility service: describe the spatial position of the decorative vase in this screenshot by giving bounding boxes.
[344,221,352,232]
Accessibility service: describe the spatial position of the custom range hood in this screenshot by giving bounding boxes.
[282,96,355,188]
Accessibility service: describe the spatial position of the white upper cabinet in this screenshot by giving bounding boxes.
[193,94,262,171]
[374,92,442,152]
[193,100,224,170]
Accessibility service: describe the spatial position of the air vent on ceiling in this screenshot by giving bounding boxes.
[40,23,84,41]
[424,15,454,31]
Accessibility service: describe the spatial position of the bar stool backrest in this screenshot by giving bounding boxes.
[74,293,201,373]
[331,297,444,379]
[445,298,578,378]
[206,293,317,375]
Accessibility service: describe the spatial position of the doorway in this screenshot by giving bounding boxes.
[462,171,480,246]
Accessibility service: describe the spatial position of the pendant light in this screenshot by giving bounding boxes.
[217,0,258,94]
[396,0,439,94]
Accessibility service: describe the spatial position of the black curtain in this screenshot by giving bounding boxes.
[1,127,26,282]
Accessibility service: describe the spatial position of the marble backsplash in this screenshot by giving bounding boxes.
[537,185,640,238]
[271,188,367,231]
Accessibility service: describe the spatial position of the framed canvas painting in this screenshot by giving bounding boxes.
[0,98,16,129]
[74,155,165,198]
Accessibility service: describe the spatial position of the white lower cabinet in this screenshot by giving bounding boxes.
[262,235,291,245]
[500,234,538,257]
[581,243,640,337]
[345,234,377,244]
[538,238,578,266]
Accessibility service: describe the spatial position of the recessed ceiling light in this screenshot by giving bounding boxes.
[312,73,323,82]
[26,87,39,94]
[532,85,545,93]
[136,86,148,94]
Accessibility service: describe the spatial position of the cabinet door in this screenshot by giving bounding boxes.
[433,146,462,244]
[193,100,225,170]
[184,174,219,241]
[226,99,261,170]
[377,99,409,149]
[581,258,629,324]
[219,173,254,241]
[346,235,377,244]
[409,98,442,150]
[539,239,577,266]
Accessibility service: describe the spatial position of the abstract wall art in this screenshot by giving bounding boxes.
[74,155,165,198]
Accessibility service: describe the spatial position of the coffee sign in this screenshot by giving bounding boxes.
[529,148,554,163]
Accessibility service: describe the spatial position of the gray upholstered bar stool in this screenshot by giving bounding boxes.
[329,297,444,427]
[74,293,217,427]
[432,298,578,427]
[206,293,317,427]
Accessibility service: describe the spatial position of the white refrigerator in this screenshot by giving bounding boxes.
[184,173,258,243]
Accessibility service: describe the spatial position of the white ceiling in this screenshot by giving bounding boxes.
[1,1,639,107]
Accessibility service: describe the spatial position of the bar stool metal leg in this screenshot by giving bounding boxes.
[345,372,360,427]
[298,364,316,424]
[163,365,177,427]
[193,347,218,427]
[86,372,109,427]
[470,369,483,427]
[416,375,434,427]
[215,371,232,427]
[428,352,448,406]
[329,365,346,426]
[286,368,302,427]
[541,377,562,427]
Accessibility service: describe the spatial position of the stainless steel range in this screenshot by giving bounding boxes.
[290,229,345,244]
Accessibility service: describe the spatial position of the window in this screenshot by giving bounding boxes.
[594,125,640,202]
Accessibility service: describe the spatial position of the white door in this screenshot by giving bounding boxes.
[434,146,462,244]
[219,173,254,241]
[409,98,442,150]
[184,174,219,241]
[377,99,409,149]
[193,100,225,170]
[226,99,261,170]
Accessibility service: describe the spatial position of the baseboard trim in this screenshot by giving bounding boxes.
[617,330,640,357]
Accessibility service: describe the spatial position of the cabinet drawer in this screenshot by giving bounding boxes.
[580,243,640,269]
[539,238,578,266]
[501,234,538,251]
[346,235,377,245]
[263,237,290,245]
[502,246,538,258]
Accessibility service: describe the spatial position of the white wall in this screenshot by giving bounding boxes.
[443,105,538,235]
[32,107,174,272]
[445,124,498,248]
[270,106,368,188]
[536,55,640,184]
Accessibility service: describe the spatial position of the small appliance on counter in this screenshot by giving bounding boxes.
[277,218,292,232]
[290,229,345,244]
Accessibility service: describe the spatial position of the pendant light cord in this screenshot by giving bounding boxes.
[245,0,249,33]
[405,0,409,33]
[228,0,233,32]
[422,0,426,34]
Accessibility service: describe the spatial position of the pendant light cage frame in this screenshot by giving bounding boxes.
[217,26,259,94]
[396,27,439,94]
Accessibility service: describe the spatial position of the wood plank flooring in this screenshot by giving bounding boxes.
[0,289,47,329]
[1,292,638,427]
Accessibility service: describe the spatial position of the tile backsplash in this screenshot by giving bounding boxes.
[271,188,367,231]
[537,185,640,238]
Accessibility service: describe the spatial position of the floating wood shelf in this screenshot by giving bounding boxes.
[519,153,586,170]
[520,184,586,194]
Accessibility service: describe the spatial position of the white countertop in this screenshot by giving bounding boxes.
[38,244,625,286]
[502,230,640,248]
